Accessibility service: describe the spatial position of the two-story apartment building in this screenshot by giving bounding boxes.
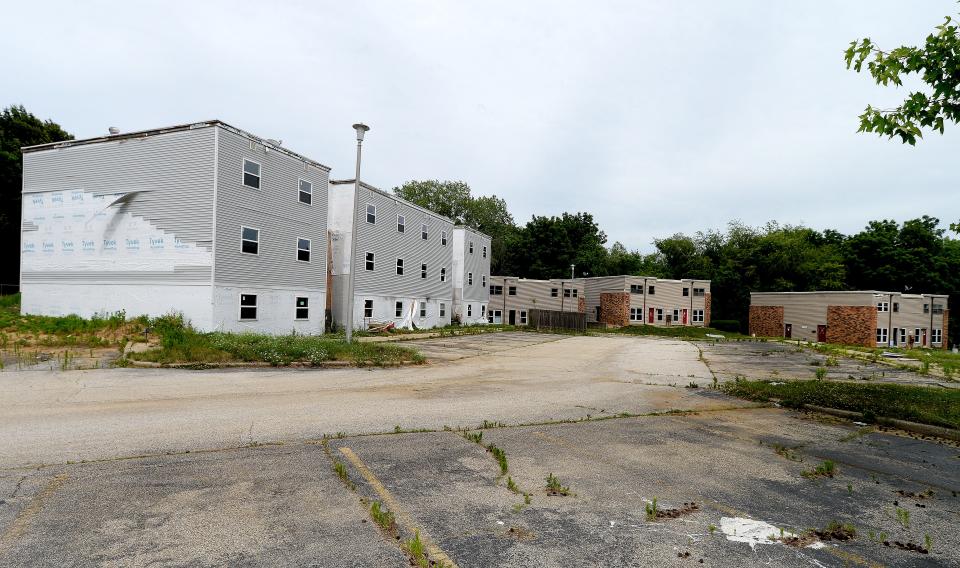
[487,276,585,324]
[750,291,949,348]
[452,227,492,324]
[584,276,711,327]
[327,179,462,330]
[19,120,329,334]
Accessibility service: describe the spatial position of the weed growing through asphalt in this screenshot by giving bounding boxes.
[815,367,828,380]
[686,381,699,389]
[801,460,836,479]
[825,356,839,367]
[545,473,571,496]
[463,431,483,444]
[772,443,802,462]
[370,501,397,535]
[332,460,355,490]
[895,507,910,529]
[925,533,932,552]
[489,445,508,475]
[507,476,519,493]
[645,498,658,521]
[708,524,717,534]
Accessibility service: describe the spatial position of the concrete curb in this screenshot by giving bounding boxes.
[126,360,421,369]
[803,403,960,442]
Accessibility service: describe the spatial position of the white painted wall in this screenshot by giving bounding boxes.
[351,294,452,330]
[212,286,325,335]
[21,282,214,330]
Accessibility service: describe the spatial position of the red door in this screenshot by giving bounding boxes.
[817,325,827,342]
[922,329,927,347]
[682,309,688,324]
[648,308,654,323]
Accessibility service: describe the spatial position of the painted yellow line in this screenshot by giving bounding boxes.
[339,447,458,568]
[0,473,68,553]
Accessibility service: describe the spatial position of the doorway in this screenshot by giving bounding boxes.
[508,310,516,325]
[785,323,793,339]
[817,325,827,343]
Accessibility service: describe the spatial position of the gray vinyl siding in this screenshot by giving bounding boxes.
[460,228,491,302]
[353,186,454,299]
[213,127,329,290]
[22,126,216,248]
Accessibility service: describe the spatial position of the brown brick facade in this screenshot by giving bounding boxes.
[749,305,784,337]
[599,292,629,326]
[944,309,950,350]
[704,293,712,327]
[578,297,586,313]
[825,305,876,348]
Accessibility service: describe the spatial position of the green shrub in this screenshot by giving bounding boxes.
[711,320,741,333]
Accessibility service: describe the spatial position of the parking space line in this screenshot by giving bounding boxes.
[0,473,68,554]
[338,447,459,568]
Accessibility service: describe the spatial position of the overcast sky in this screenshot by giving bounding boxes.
[4,1,958,252]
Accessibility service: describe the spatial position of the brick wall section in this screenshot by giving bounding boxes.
[578,297,586,313]
[599,292,629,326]
[705,293,712,327]
[749,305,784,337]
[825,305,876,348]
[944,309,950,350]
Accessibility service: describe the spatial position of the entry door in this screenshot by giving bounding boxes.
[817,325,827,342]
[922,329,927,347]
[785,323,793,339]
[508,310,516,325]
[595,306,601,321]
[648,307,654,324]
[682,309,688,325]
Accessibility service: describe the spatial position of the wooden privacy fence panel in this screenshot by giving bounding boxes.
[528,309,586,333]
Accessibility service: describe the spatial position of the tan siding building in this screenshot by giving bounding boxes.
[488,276,584,324]
[750,291,949,348]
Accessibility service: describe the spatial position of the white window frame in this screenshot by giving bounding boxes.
[366,204,377,224]
[440,267,446,282]
[298,178,312,205]
[692,309,704,323]
[239,293,258,320]
[673,309,680,322]
[364,299,374,318]
[932,328,943,345]
[469,241,474,254]
[656,308,664,322]
[877,302,889,313]
[242,158,261,189]
[551,288,559,297]
[649,285,656,295]
[481,274,487,287]
[508,286,516,296]
[295,296,309,320]
[421,263,427,279]
[297,237,311,262]
[467,304,473,317]
[564,288,572,298]
[519,310,527,325]
[365,251,375,271]
[572,289,578,298]
[693,288,705,297]
[420,303,427,318]
[489,309,502,324]
[395,301,403,318]
[439,302,446,318]
[441,230,447,246]
[397,214,406,233]
[241,226,260,255]
[630,308,641,321]
[915,328,922,344]
[876,328,888,345]
[481,305,486,318]
[482,245,487,258]
[396,258,404,276]
[468,272,473,286]
[899,328,907,344]
[421,223,428,240]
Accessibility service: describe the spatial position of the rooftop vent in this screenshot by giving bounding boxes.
[108,127,120,135]
[266,138,282,146]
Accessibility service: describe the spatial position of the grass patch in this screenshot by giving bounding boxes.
[721,379,960,430]
[545,472,571,496]
[127,314,420,366]
[596,324,751,340]
[0,293,142,348]
[369,501,397,535]
[801,460,836,479]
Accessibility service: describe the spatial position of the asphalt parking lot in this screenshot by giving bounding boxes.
[1,332,958,567]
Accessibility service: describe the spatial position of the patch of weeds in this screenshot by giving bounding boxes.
[708,524,717,534]
[480,420,505,429]
[686,381,699,389]
[369,501,397,536]
[488,444,508,475]
[838,426,873,442]
[545,473,571,496]
[506,476,519,493]
[925,533,932,552]
[772,443,803,462]
[895,506,910,528]
[463,431,483,444]
[801,460,836,479]
[645,498,658,521]
[646,500,700,521]
[815,367,828,380]
[825,356,839,367]
[332,460,355,490]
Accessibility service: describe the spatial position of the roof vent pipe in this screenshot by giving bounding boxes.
[108,127,120,135]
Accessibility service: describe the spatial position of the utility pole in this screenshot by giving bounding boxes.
[344,123,369,343]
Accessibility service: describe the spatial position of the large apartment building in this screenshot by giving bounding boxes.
[585,276,711,327]
[488,276,585,324]
[20,120,491,334]
[19,120,330,334]
[750,291,949,348]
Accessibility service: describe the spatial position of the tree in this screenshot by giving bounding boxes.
[844,13,960,145]
[508,212,608,279]
[0,105,73,289]
[392,180,472,223]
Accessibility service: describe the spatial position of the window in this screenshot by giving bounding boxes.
[396,258,404,275]
[397,214,405,232]
[508,286,516,296]
[440,303,446,317]
[932,329,942,344]
[893,302,899,313]
[297,238,310,262]
[572,289,578,298]
[441,231,447,246]
[489,310,502,324]
[365,252,375,271]
[440,267,446,282]
[295,297,309,320]
[630,308,642,321]
[366,204,376,224]
[899,328,907,344]
[395,301,403,317]
[692,309,704,323]
[519,310,527,324]
[564,289,572,298]
[656,308,664,321]
[683,288,689,297]
[241,226,259,255]
[420,303,427,318]
[551,288,559,297]
[481,305,486,318]
[482,275,487,287]
[239,294,257,320]
[421,263,427,279]
[876,328,888,344]
[469,241,474,254]
[468,272,473,285]
[490,285,503,295]
[421,223,428,240]
[693,288,705,297]
[243,159,261,189]
[673,309,680,322]
[915,328,922,342]
[630,284,643,294]
[933,303,945,315]
[467,304,472,317]
[923,303,929,314]
[364,299,373,318]
[298,179,312,204]
[877,302,889,312]
[482,245,487,258]
[648,285,656,295]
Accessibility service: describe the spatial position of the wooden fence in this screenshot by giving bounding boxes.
[528,309,587,333]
